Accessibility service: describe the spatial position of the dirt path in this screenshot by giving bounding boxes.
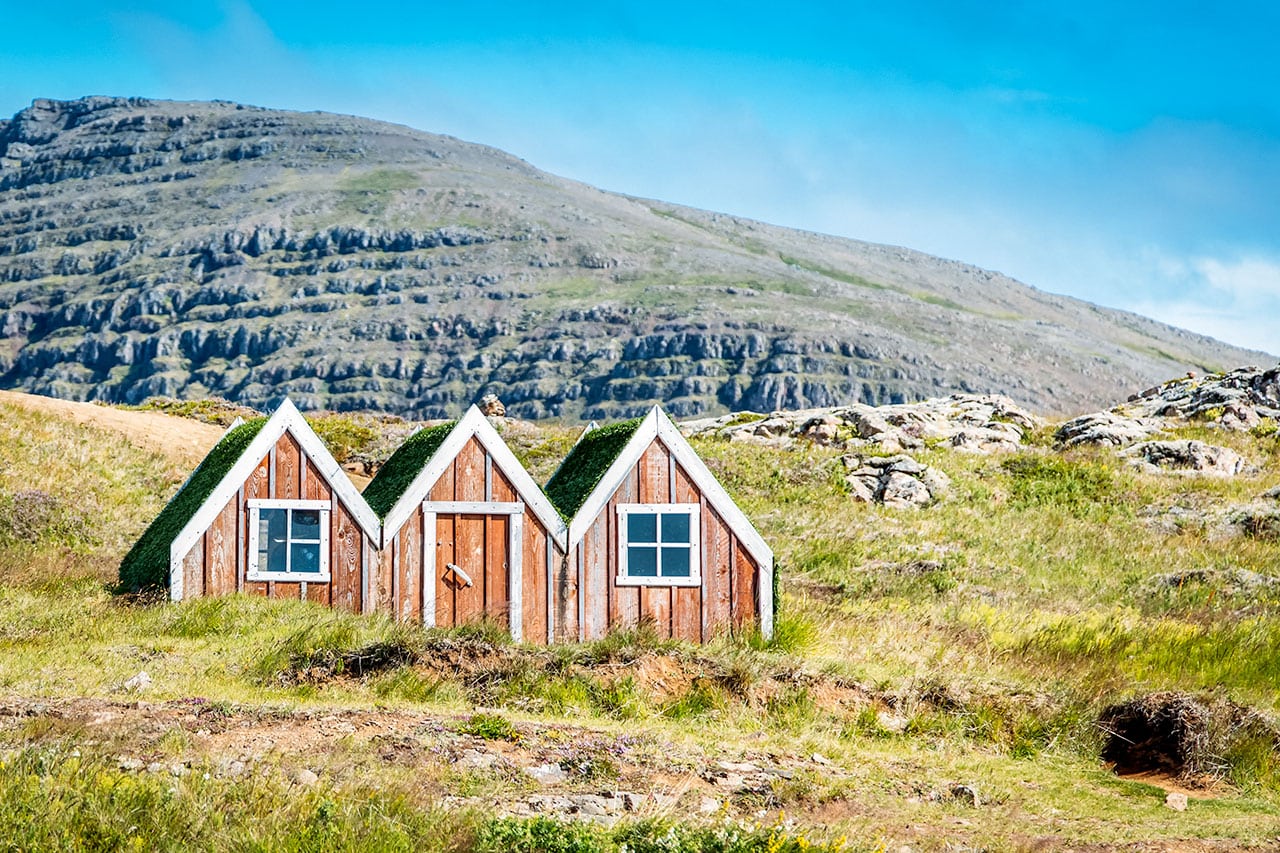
[0,390,226,467]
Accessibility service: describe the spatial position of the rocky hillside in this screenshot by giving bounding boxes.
[0,96,1268,419]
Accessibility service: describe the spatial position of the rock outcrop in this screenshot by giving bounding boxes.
[681,394,1036,455]
[1123,366,1280,424]
[1121,440,1250,477]
[1055,411,1165,448]
[842,454,951,507]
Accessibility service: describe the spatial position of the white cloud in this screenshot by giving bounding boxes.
[1129,254,1280,356]
[1193,256,1280,300]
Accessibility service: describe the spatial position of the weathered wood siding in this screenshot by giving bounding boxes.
[565,436,761,642]
[409,436,559,642]
[179,431,376,613]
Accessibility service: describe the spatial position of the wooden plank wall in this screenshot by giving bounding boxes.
[568,436,760,642]
[179,430,374,614]
[413,436,557,641]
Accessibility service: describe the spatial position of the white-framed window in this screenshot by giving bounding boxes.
[247,499,331,582]
[616,504,701,587]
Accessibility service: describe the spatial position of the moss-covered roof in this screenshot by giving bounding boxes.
[118,417,268,592]
[362,421,456,519]
[544,418,643,519]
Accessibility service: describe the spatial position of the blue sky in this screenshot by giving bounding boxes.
[2,1,1278,354]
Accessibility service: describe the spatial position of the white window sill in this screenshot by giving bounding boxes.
[615,575,702,588]
[247,573,332,583]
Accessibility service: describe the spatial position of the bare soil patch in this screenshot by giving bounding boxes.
[0,390,225,467]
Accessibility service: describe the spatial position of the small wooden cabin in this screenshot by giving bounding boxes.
[544,406,774,642]
[362,406,567,642]
[122,400,773,644]
[119,399,383,610]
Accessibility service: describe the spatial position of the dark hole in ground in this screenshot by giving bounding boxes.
[1098,696,1194,776]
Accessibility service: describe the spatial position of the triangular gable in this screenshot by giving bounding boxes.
[373,405,566,549]
[163,398,382,600]
[560,406,773,572]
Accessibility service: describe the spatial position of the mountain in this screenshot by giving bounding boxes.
[0,96,1268,419]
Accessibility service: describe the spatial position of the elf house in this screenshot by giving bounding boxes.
[118,399,382,610]
[361,406,567,642]
[122,400,773,644]
[544,406,774,643]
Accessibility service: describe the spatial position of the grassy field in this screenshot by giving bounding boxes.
[1,396,1279,850]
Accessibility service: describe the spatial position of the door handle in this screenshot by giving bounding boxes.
[445,563,474,587]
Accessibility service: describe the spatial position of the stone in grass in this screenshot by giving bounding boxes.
[1165,791,1188,811]
[294,768,319,787]
[525,762,568,785]
[455,748,499,771]
[122,671,152,692]
[1121,440,1247,477]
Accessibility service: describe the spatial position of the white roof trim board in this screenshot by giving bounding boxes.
[167,398,382,600]
[379,405,567,550]
[565,406,773,571]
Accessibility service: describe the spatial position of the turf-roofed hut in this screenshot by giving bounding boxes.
[119,398,382,611]
[363,406,567,641]
[545,406,774,643]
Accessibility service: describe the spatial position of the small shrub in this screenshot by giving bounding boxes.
[1249,420,1278,439]
[662,680,725,720]
[766,684,818,731]
[309,415,380,464]
[587,676,646,719]
[0,489,95,549]
[1001,454,1121,517]
[458,712,519,741]
[558,749,619,782]
[840,705,895,740]
[372,668,446,704]
[474,816,606,853]
[577,622,677,664]
[746,610,819,655]
[724,411,767,427]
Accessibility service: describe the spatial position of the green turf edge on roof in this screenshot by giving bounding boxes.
[544,417,643,520]
[362,422,456,519]
[118,417,268,592]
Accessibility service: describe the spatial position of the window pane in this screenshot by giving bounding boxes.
[628,513,657,543]
[259,509,288,572]
[661,546,691,577]
[291,542,321,573]
[660,512,690,543]
[628,545,658,576]
[291,509,321,540]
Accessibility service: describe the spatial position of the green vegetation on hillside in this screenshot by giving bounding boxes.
[2,398,1280,848]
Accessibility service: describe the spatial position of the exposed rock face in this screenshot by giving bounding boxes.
[1121,440,1250,477]
[681,393,1036,455]
[0,96,1269,419]
[1060,366,1280,460]
[1055,411,1165,448]
[1124,366,1280,423]
[842,454,951,507]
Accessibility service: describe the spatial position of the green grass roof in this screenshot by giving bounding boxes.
[118,418,268,592]
[544,418,643,519]
[362,422,456,519]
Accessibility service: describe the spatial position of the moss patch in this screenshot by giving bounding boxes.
[117,418,267,592]
[362,422,455,519]
[544,419,642,519]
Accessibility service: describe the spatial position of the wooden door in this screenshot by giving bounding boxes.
[426,501,524,638]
